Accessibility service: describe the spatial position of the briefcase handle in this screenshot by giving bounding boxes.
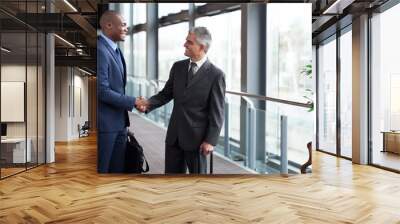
[142,157,149,173]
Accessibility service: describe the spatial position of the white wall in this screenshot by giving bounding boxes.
[55,67,89,141]
[1,65,38,138]
[1,63,46,164]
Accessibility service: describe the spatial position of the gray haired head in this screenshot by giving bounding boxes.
[189,27,212,53]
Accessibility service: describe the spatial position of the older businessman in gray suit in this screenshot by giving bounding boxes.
[138,27,226,174]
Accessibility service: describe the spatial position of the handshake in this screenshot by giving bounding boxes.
[135,97,149,113]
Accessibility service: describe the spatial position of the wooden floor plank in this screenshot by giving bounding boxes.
[0,117,400,223]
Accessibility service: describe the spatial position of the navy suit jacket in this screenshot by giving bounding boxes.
[97,35,135,132]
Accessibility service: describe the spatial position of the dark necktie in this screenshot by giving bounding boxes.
[187,62,197,86]
[115,48,124,72]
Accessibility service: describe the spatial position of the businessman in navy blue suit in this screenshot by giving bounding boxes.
[97,11,144,173]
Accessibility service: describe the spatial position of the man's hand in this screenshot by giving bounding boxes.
[135,96,149,113]
[200,142,214,156]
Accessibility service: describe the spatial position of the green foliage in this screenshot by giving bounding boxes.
[301,64,312,78]
[301,64,314,112]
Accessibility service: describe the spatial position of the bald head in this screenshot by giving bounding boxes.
[100,10,128,42]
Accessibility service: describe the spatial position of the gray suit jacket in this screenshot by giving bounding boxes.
[148,59,226,151]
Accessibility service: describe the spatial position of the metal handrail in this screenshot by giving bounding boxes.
[226,90,313,109]
[131,77,313,109]
[149,80,158,89]
[241,96,255,109]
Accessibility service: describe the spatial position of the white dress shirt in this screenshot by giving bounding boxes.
[189,55,207,75]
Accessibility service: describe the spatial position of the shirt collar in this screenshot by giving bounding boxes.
[190,55,207,69]
[100,32,118,51]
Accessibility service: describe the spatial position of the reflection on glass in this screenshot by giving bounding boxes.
[196,10,241,92]
[158,3,188,18]
[318,37,337,154]
[340,29,352,158]
[371,3,400,171]
[158,22,188,81]
[1,31,27,177]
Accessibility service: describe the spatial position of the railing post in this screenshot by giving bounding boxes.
[248,107,256,170]
[149,80,159,123]
[243,96,256,170]
[280,115,288,174]
[224,100,230,158]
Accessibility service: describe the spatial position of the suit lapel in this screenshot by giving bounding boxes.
[99,36,124,77]
[182,59,190,89]
[186,60,210,89]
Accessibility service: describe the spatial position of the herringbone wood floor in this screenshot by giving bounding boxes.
[1,134,400,223]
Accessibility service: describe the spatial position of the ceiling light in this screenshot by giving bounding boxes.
[322,0,355,15]
[63,0,78,12]
[54,34,75,48]
[78,67,92,76]
[1,47,11,53]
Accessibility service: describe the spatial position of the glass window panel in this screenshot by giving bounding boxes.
[265,3,313,172]
[0,1,46,179]
[340,29,352,158]
[195,10,241,147]
[196,10,241,92]
[38,32,46,165]
[1,31,28,177]
[158,22,188,82]
[158,3,188,18]
[120,35,132,76]
[318,37,337,154]
[265,102,314,167]
[27,31,38,169]
[119,3,132,27]
[133,3,146,25]
[266,3,313,103]
[133,31,146,78]
[213,95,241,170]
[371,3,400,171]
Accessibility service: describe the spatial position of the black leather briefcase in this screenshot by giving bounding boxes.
[124,131,149,173]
